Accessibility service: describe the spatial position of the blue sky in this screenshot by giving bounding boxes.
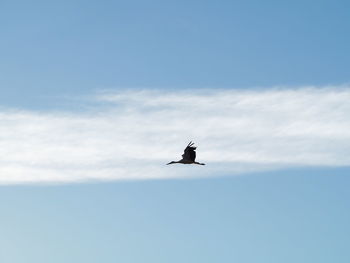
[1,0,350,107]
[1,0,350,262]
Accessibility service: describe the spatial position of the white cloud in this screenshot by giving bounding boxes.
[0,86,349,184]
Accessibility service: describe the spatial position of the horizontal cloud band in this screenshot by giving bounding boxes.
[0,87,349,184]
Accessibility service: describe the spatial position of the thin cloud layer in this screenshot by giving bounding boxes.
[0,87,349,184]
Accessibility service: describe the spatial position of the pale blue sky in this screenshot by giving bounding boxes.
[0,0,350,262]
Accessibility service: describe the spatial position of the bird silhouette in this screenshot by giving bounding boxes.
[167,141,205,165]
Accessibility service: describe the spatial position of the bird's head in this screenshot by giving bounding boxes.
[166,161,176,165]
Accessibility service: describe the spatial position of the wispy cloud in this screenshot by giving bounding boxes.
[0,87,349,184]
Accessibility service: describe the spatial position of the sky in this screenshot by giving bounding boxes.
[1,0,350,262]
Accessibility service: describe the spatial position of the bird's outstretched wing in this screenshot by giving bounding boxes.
[182,141,196,162]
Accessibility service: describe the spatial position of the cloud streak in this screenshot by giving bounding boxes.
[0,87,349,184]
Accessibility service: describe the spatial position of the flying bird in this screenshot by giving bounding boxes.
[167,142,205,165]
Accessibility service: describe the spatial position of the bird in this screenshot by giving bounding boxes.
[167,141,205,165]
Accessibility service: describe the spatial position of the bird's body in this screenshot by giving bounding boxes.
[167,142,205,165]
